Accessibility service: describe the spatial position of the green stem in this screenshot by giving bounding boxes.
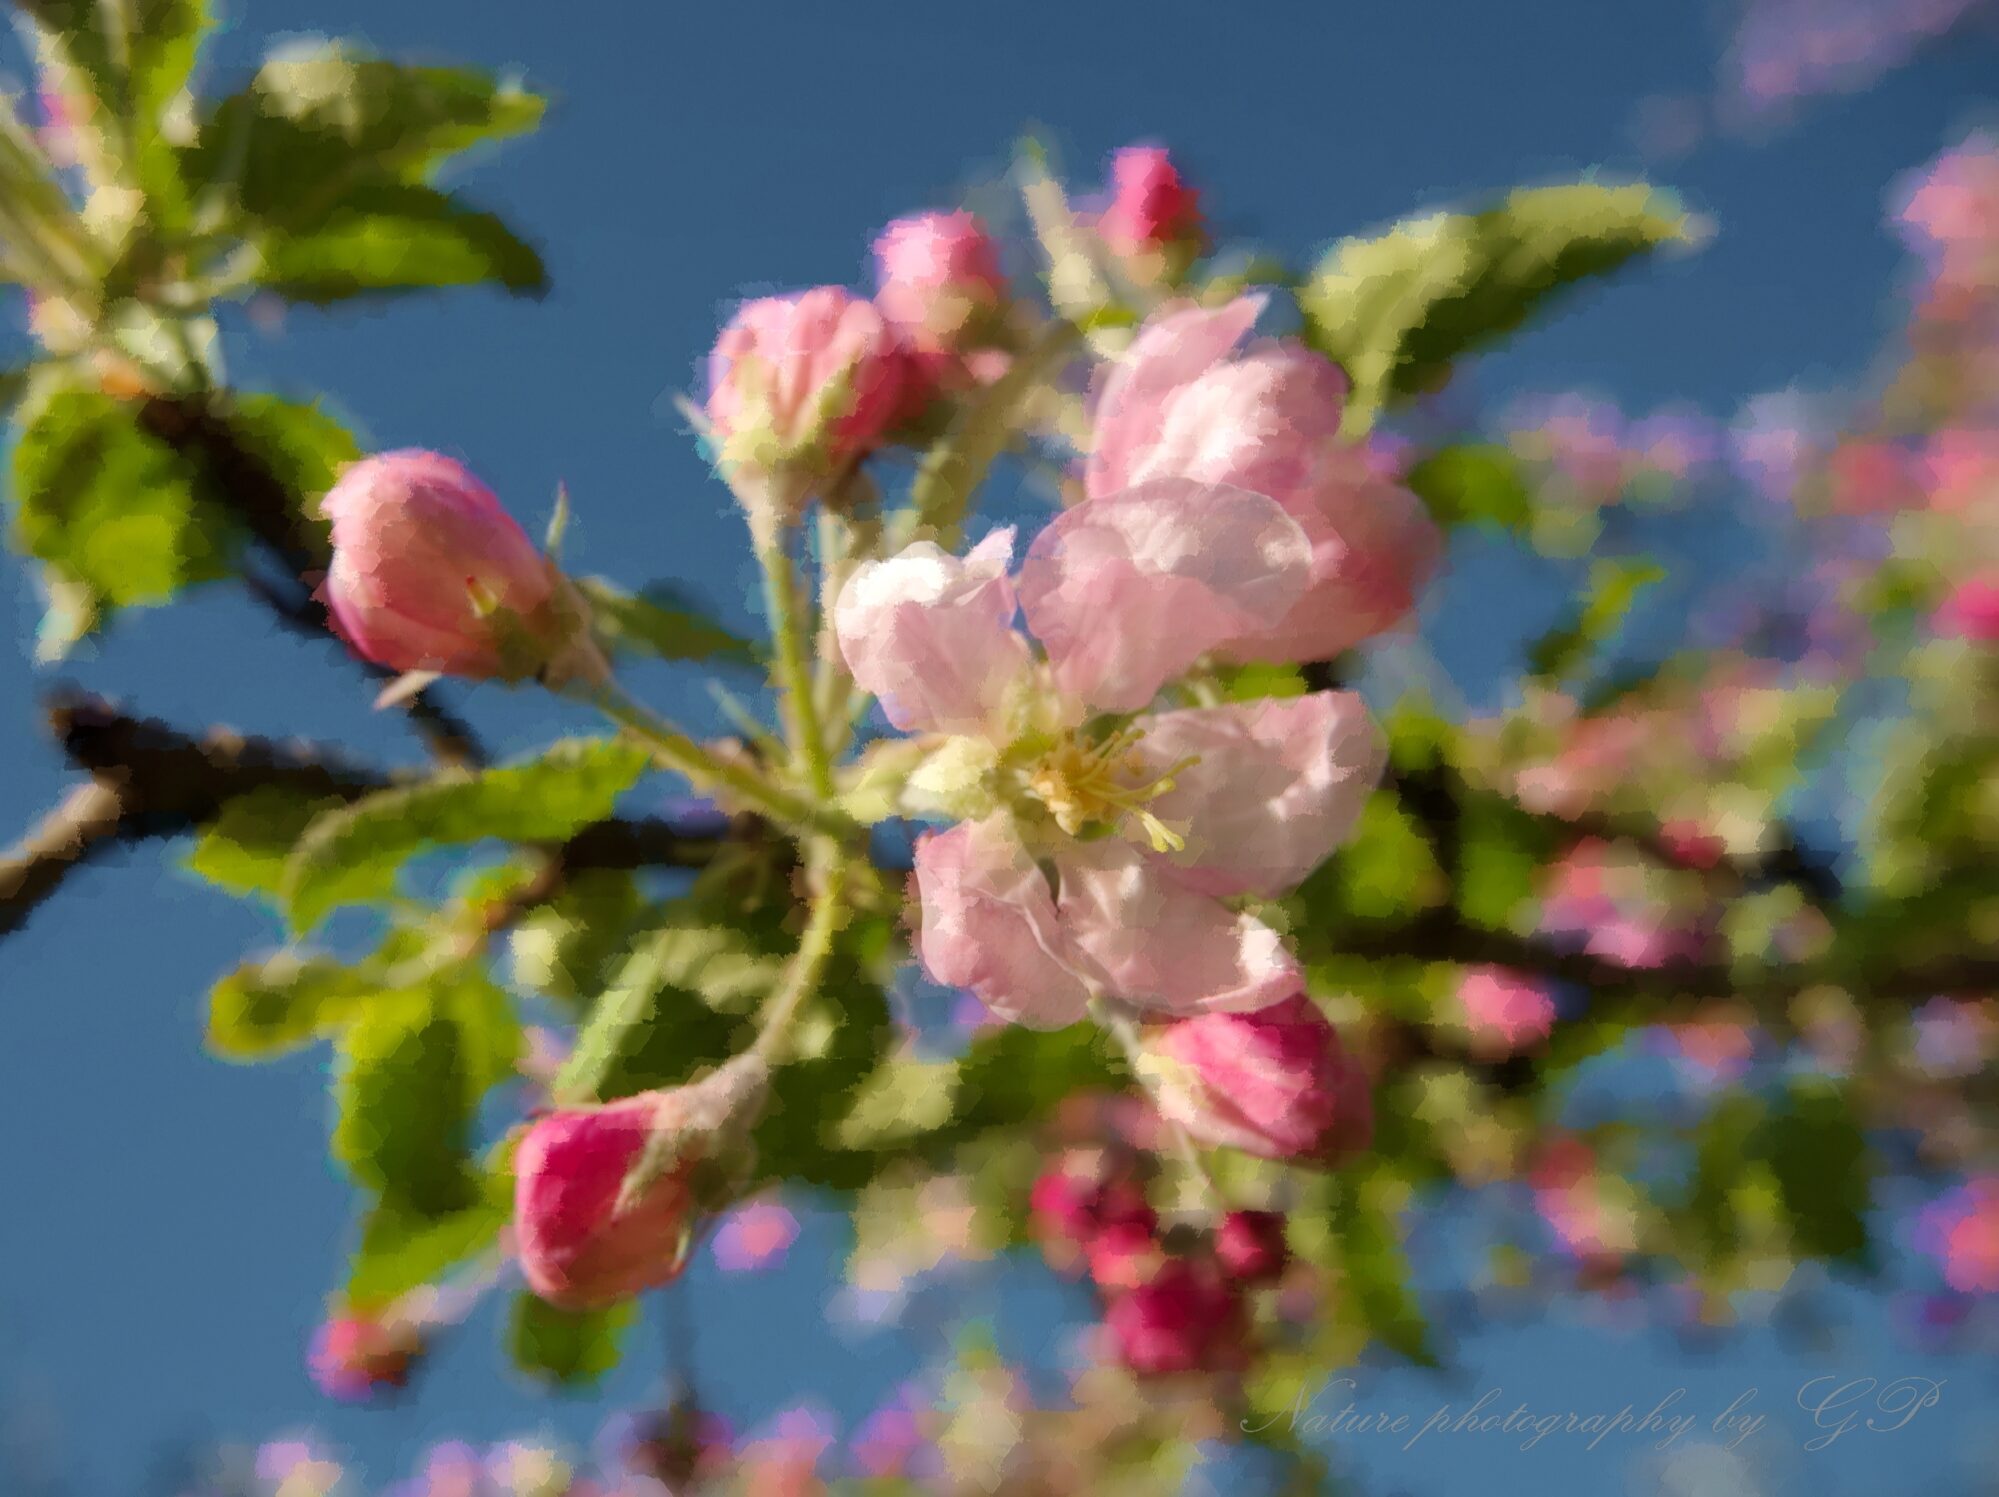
[752,840,851,1063]
[586,679,851,839]
[757,533,836,800]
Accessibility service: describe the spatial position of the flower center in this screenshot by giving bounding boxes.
[1023,724,1197,854]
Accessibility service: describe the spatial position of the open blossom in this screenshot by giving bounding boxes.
[321,450,577,680]
[513,1056,767,1308]
[1087,296,1441,661]
[1138,993,1373,1163]
[836,489,1384,1028]
[705,286,908,488]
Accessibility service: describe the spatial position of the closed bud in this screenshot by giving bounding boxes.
[704,287,909,511]
[872,210,1008,392]
[1097,145,1204,283]
[513,1055,769,1309]
[307,1312,423,1402]
[1213,1209,1290,1285]
[320,451,599,684]
[1103,1258,1245,1376]
[1140,994,1373,1165]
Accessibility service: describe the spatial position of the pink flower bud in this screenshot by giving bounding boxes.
[704,287,909,488]
[1103,1258,1244,1375]
[513,1057,768,1309]
[307,1313,422,1402]
[320,450,570,680]
[1030,1152,1157,1279]
[1213,1209,1289,1285]
[1097,146,1204,260]
[1934,574,1999,642]
[1087,1219,1166,1292]
[1142,994,1373,1165]
[872,210,1006,354]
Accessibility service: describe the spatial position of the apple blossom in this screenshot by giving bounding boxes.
[1458,965,1557,1053]
[320,450,587,681]
[872,210,1006,355]
[1087,297,1442,661]
[1138,993,1374,1164]
[307,1311,423,1402]
[835,485,1385,1028]
[1103,1257,1245,1375]
[1097,145,1204,270]
[1213,1209,1290,1285]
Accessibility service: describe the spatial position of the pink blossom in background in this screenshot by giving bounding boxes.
[1540,839,1709,970]
[1914,1178,1999,1293]
[306,1312,421,1402]
[848,1391,932,1480]
[1911,997,1998,1078]
[1933,574,1999,641]
[1894,133,1999,290]
[1457,966,1557,1052]
[320,450,561,680]
[1824,438,1926,515]
[1731,391,1823,505]
[1921,427,1999,514]
[735,1405,836,1497]
[712,1198,801,1272]
[1722,0,1993,115]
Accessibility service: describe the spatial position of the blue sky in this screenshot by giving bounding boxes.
[2,2,1996,1492]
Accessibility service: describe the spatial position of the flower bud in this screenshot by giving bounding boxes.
[307,1312,423,1402]
[513,1055,768,1309]
[1103,1258,1245,1376]
[872,210,1006,357]
[1097,146,1204,282]
[1457,965,1557,1054]
[1934,574,1999,642]
[320,450,593,683]
[1140,994,1373,1165]
[1213,1209,1290,1285]
[704,287,909,501]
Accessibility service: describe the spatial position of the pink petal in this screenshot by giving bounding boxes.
[1087,297,1266,499]
[913,816,1096,1029]
[1054,840,1298,1015]
[1135,691,1385,897]
[834,530,1033,733]
[1017,481,1311,712]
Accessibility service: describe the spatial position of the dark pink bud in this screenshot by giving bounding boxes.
[320,450,575,681]
[1086,1218,1165,1292]
[307,1313,421,1402]
[1104,1258,1244,1376]
[513,1057,767,1309]
[1098,146,1203,258]
[1213,1209,1289,1285]
[1142,994,1373,1165]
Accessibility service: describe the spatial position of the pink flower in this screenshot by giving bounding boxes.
[1103,1258,1244,1375]
[307,1312,421,1402]
[712,1198,801,1273]
[1213,1209,1290,1285]
[1097,146,1203,259]
[705,287,909,485]
[1921,428,1999,514]
[513,1057,767,1308]
[1933,574,1999,642]
[1458,966,1556,1053]
[1139,993,1374,1164]
[1825,438,1925,515]
[1916,1177,1999,1294]
[320,450,567,679]
[872,210,1006,355]
[838,488,1383,1028]
[1087,298,1441,662]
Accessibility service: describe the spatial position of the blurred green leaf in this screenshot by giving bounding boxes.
[1300,182,1691,424]
[333,991,479,1215]
[1760,1082,1873,1267]
[16,0,207,128]
[1405,444,1535,531]
[185,785,348,897]
[507,1294,636,1388]
[1330,1170,1437,1365]
[250,181,546,301]
[346,1189,507,1311]
[226,393,362,526]
[281,738,651,929]
[1527,557,1665,683]
[9,385,235,629]
[576,576,761,667]
[191,42,544,230]
[206,952,374,1059]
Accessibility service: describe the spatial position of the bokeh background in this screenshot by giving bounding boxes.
[2,2,1995,1493]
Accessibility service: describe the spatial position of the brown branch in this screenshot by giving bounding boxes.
[0,691,727,944]
[135,393,488,767]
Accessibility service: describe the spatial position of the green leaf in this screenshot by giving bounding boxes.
[206,953,374,1060]
[1330,1171,1436,1365]
[17,0,208,127]
[1405,444,1535,531]
[9,386,236,623]
[1527,556,1665,682]
[250,181,547,301]
[507,1294,636,1388]
[281,738,651,929]
[226,394,362,527]
[333,991,479,1215]
[576,577,761,667]
[1759,1083,1874,1267]
[1299,182,1692,424]
[184,786,348,897]
[346,1193,508,1312]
